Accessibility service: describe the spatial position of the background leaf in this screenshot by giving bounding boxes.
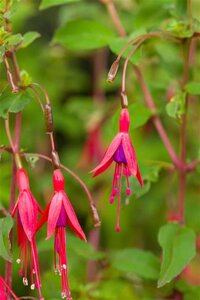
[158,223,196,288]
[110,248,160,280]
[53,19,115,50]
[40,0,80,10]
[0,88,33,118]
[0,215,13,262]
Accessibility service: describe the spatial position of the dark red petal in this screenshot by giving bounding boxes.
[90,133,122,176]
[62,191,86,241]
[122,134,137,176]
[18,191,38,241]
[136,166,143,187]
[37,201,51,232]
[47,192,63,239]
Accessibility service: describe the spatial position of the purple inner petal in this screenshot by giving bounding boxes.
[56,205,68,227]
[113,144,127,164]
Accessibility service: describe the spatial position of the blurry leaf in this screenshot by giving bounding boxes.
[0,46,5,63]
[0,88,33,118]
[68,234,105,260]
[110,248,160,280]
[53,19,115,50]
[109,37,142,64]
[0,215,13,262]
[6,33,23,46]
[20,31,41,48]
[158,223,196,288]
[90,279,138,300]
[113,103,151,131]
[185,82,200,95]
[40,0,80,10]
[163,19,193,38]
[19,70,33,87]
[38,233,105,260]
[166,93,186,119]
[25,153,39,168]
[176,0,187,17]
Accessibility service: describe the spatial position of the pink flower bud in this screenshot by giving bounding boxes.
[53,169,65,191]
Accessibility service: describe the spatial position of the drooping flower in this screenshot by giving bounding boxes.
[90,108,143,231]
[11,168,43,300]
[38,169,86,300]
[0,276,19,300]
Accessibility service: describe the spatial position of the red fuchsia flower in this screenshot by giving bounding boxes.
[11,168,43,300]
[90,108,143,231]
[38,169,86,300]
[0,276,19,300]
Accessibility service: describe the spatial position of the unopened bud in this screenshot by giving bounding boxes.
[107,60,119,83]
[30,284,35,290]
[44,103,54,133]
[16,258,21,264]
[120,92,128,108]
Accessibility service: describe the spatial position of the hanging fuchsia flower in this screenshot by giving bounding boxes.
[11,168,43,300]
[38,169,86,300]
[0,276,19,300]
[91,108,143,231]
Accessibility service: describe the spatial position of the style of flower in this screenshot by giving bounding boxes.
[38,169,86,300]
[90,108,143,231]
[0,276,19,300]
[11,168,43,300]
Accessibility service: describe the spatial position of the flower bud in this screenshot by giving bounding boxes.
[17,168,30,191]
[119,108,130,132]
[107,60,119,83]
[53,169,65,191]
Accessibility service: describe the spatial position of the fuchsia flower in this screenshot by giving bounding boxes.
[11,168,43,300]
[91,108,143,231]
[38,169,86,299]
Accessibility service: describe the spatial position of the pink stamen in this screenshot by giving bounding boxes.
[116,163,122,232]
[54,228,72,300]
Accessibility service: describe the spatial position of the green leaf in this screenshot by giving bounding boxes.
[40,0,80,10]
[53,19,115,50]
[0,216,14,262]
[166,93,186,119]
[163,19,193,38]
[0,88,33,119]
[158,223,196,288]
[6,33,23,46]
[20,31,41,48]
[176,0,187,17]
[185,82,200,95]
[110,248,160,280]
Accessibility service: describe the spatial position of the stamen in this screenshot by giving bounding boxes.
[23,277,28,286]
[116,164,122,232]
[62,264,67,270]
[61,292,67,298]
